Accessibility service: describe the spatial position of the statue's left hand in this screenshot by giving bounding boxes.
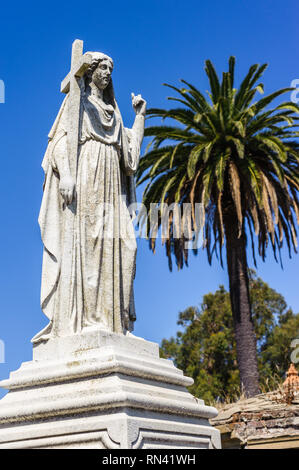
[131,93,146,116]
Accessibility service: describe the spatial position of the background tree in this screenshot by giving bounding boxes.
[161,271,299,404]
[137,57,299,396]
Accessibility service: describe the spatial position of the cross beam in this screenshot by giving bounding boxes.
[60,52,92,94]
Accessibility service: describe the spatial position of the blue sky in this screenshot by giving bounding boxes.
[0,0,298,396]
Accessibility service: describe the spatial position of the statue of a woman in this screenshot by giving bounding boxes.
[32,52,146,343]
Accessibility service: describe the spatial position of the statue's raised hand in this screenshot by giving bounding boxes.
[131,93,146,116]
[59,175,75,205]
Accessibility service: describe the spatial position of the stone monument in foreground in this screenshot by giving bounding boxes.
[0,40,220,449]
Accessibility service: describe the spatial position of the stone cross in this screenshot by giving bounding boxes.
[56,39,92,335]
[61,39,92,178]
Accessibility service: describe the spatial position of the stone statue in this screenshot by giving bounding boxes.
[32,40,146,343]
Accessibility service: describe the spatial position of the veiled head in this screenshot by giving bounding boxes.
[85,52,114,90]
[84,52,115,106]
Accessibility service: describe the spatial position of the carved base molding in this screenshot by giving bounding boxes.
[0,330,221,449]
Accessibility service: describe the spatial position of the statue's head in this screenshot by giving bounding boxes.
[84,52,115,104]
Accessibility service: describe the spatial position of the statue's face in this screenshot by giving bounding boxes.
[92,59,113,90]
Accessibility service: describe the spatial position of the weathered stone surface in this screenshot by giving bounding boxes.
[0,330,220,449]
[32,40,147,344]
[211,390,299,449]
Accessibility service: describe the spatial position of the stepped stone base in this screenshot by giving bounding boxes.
[0,330,221,449]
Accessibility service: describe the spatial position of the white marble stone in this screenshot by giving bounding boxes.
[0,330,220,449]
[32,39,146,344]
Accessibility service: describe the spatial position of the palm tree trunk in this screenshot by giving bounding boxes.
[224,215,260,397]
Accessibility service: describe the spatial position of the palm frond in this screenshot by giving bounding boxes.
[137,57,299,270]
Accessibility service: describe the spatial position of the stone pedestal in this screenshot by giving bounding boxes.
[0,330,221,449]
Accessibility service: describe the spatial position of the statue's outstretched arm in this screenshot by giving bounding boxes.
[131,93,146,146]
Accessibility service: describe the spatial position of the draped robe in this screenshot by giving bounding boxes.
[32,88,142,343]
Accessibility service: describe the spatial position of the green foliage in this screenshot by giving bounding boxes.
[160,270,299,404]
[137,57,299,271]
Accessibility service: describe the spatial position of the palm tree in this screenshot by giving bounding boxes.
[136,57,299,397]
